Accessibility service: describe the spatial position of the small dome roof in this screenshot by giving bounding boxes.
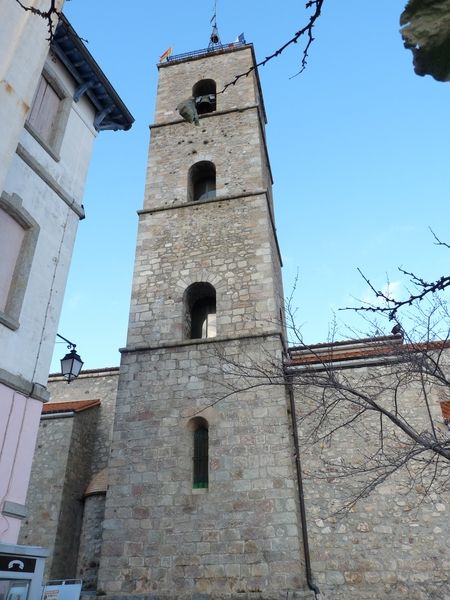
[84,468,108,497]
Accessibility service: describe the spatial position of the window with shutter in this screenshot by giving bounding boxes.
[27,76,61,146]
[0,210,25,312]
[25,67,72,160]
[0,193,39,331]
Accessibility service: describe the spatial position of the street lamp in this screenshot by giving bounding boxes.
[56,334,84,383]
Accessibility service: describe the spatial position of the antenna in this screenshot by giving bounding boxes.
[208,0,221,49]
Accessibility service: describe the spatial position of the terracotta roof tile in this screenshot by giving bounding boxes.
[288,336,450,368]
[441,401,450,420]
[42,399,101,414]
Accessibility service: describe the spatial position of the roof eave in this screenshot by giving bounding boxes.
[51,14,134,132]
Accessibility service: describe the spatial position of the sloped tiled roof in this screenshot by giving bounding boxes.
[287,335,450,371]
[42,399,100,414]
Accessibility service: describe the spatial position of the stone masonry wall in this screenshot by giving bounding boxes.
[19,407,97,578]
[50,407,98,578]
[268,214,285,341]
[19,415,74,577]
[129,194,281,348]
[145,108,268,211]
[295,363,450,600]
[154,47,263,125]
[98,335,306,599]
[47,368,119,474]
[19,369,119,581]
[77,494,106,591]
[47,369,119,583]
[130,45,281,354]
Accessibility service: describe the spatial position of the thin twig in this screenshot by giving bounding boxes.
[219,0,324,95]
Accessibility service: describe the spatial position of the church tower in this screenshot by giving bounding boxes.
[98,41,308,599]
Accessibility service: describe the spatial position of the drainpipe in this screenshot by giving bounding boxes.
[286,378,321,598]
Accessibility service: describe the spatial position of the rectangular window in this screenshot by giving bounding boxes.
[25,66,72,160]
[0,579,30,600]
[27,76,61,146]
[0,210,25,311]
[0,193,39,331]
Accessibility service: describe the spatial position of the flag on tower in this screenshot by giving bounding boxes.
[159,47,173,62]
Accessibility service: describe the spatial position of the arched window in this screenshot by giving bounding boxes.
[188,161,216,203]
[190,417,209,489]
[192,79,216,115]
[184,282,216,340]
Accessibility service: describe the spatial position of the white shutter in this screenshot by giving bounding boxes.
[28,76,60,144]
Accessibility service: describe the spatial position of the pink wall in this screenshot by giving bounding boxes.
[0,381,42,543]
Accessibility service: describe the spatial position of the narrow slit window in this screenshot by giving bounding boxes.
[193,425,209,489]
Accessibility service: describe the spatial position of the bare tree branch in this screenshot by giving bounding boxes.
[430,227,450,249]
[342,261,450,321]
[219,0,324,95]
[198,286,450,514]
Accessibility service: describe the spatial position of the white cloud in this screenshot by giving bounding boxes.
[361,279,403,307]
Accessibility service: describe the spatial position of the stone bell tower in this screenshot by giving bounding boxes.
[98,41,308,599]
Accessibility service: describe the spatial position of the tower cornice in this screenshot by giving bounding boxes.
[119,330,284,355]
[157,42,251,69]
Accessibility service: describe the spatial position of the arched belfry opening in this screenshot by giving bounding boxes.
[183,282,216,340]
[188,161,216,202]
[193,79,217,115]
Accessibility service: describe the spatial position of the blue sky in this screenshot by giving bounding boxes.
[51,0,450,371]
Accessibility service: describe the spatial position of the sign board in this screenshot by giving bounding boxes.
[0,556,36,574]
[0,544,48,600]
[42,581,81,600]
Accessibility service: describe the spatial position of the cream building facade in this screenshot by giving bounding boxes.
[0,4,133,550]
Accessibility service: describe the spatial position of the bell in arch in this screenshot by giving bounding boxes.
[210,25,220,45]
[196,94,216,114]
